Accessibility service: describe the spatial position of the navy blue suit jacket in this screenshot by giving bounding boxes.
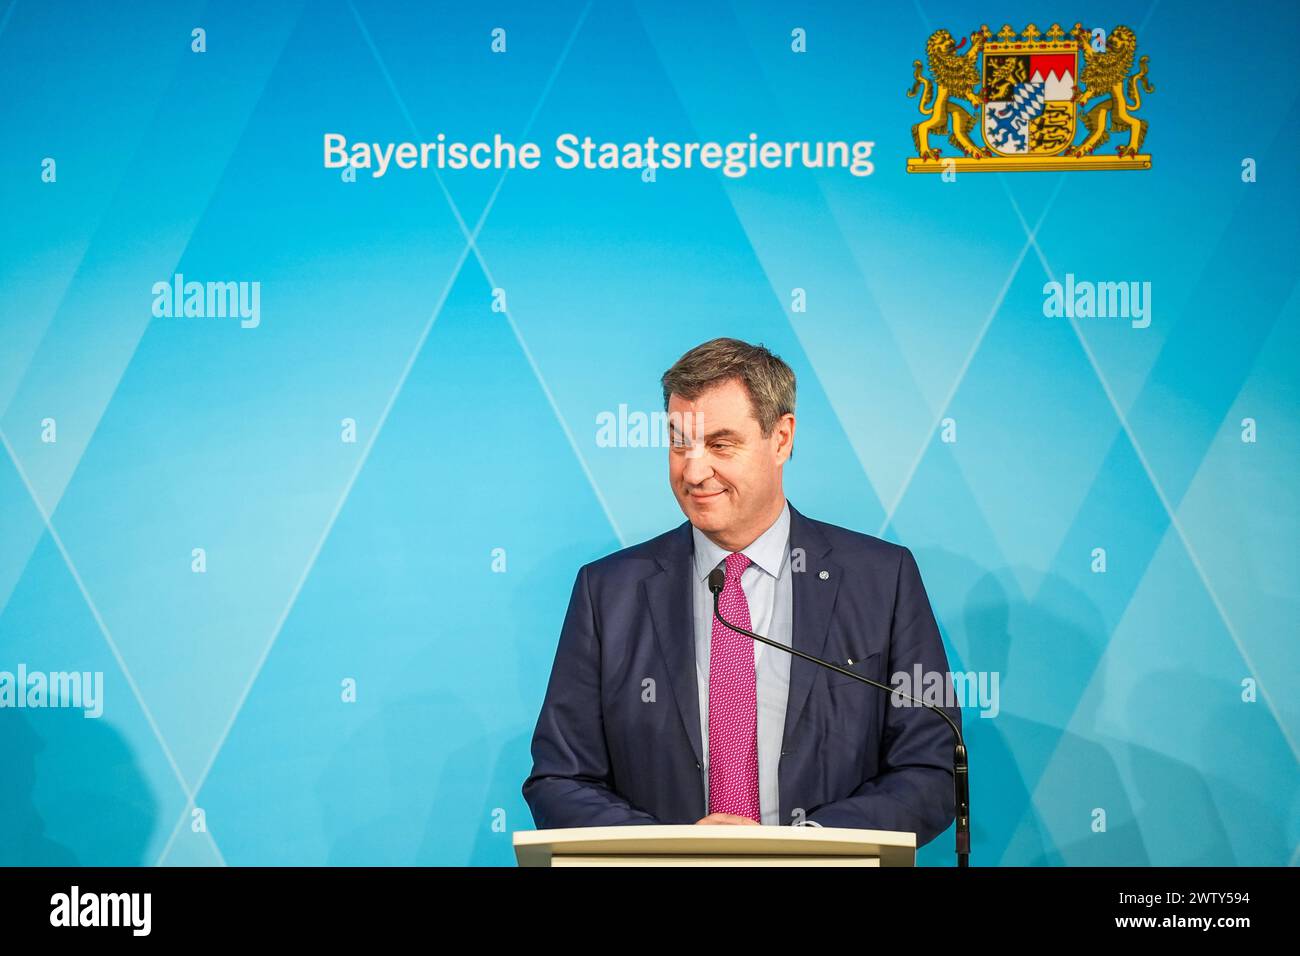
[522,501,960,846]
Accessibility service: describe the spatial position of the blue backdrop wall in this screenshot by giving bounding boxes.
[1,0,1296,866]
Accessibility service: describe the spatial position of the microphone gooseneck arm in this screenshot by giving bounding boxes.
[708,567,970,868]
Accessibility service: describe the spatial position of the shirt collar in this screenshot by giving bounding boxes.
[691,500,791,581]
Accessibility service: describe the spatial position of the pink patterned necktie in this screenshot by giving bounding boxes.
[708,550,760,821]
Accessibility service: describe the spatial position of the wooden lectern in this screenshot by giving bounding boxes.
[513,825,915,867]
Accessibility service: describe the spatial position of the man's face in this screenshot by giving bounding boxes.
[667,378,794,549]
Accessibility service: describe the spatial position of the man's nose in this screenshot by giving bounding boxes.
[681,447,713,485]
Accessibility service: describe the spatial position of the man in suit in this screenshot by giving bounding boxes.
[522,337,959,845]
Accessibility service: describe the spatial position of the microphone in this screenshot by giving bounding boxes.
[708,564,971,868]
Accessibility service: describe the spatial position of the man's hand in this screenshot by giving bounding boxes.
[695,813,760,825]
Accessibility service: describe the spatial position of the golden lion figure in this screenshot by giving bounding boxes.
[907,25,993,160]
[1068,23,1155,157]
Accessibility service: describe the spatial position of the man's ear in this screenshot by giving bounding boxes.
[775,413,796,464]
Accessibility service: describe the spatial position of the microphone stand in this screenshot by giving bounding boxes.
[709,570,970,868]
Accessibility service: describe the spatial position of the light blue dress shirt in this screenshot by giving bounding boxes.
[691,500,793,825]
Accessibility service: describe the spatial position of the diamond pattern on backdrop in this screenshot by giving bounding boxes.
[0,0,1295,866]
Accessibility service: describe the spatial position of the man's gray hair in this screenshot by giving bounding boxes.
[660,337,796,436]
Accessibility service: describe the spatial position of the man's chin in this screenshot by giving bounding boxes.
[684,495,729,525]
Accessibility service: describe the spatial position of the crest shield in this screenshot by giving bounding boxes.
[982,35,1078,156]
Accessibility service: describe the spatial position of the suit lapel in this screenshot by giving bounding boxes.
[642,506,840,788]
[643,521,703,768]
[781,503,841,752]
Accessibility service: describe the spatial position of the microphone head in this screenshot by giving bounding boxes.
[708,567,726,595]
